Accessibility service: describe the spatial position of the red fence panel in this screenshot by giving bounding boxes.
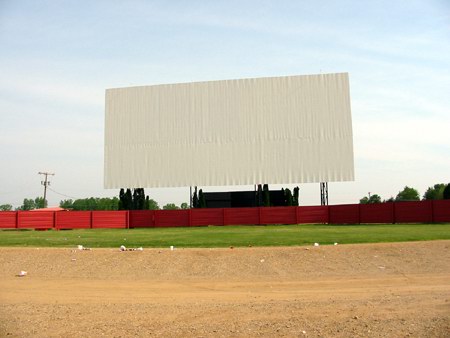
[18,211,54,229]
[0,212,17,229]
[2,200,446,231]
[130,210,155,228]
[359,203,394,224]
[260,207,297,225]
[92,211,127,229]
[191,208,224,226]
[155,210,189,227]
[224,207,260,225]
[432,200,450,222]
[329,204,359,224]
[56,211,91,229]
[297,206,329,224]
[394,201,433,223]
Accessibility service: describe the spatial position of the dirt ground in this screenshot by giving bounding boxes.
[0,240,449,337]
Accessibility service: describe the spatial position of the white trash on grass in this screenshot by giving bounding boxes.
[314,243,320,247]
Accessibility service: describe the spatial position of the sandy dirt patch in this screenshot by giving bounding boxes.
[0,241,449,337]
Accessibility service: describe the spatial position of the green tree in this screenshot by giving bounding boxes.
[17,198,36,210]
[59,199,74,209]
[137,188,146,210]
[163,203,180,210]
[359,194,382,204]
[293,187,299,206]
[444,183,450,200]
[180,202,189,209]
[0,204,13,211]
[72,197,95,210]
[256,184,263,206]
[395,186,420,202]
[60,197,118,211]
[125,189,132,210]
[118,189,125,210]
[423,184,445,200]
[132,189,138,210]
[192,187,199,208]
[360,196,369,204]
[263,184,270,207]
[34,197,46,209]
[17,197,46,210]
[131,188,145,210]
[147,198,160,210]
[97,197,119,210]
[284,188,293,206]
[119,188,147,210]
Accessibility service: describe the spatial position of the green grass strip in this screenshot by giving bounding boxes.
[0,223,449,248]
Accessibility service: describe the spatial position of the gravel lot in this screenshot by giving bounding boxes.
[0,240,449,337]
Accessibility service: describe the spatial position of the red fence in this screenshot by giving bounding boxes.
[0,200,449,229]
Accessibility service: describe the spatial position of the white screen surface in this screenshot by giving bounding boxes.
[104,73,354,188]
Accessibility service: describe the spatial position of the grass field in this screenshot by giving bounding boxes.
[0,223,449,248]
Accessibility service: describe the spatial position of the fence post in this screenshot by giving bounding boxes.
[53,211,57,229]
[90,211,93,229]
[392,202,396,224]
[127,210,130,229]
[258,207,262,225]
[357,204,361,224]
[430,200,435,223]
[15,211,19,229]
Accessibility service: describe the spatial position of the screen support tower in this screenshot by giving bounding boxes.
[320,182,328,206]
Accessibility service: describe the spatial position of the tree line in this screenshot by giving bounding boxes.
[1,197,46,211]
[0,188,186,211]
[117,188,188,210]
[1,183,448,211]
[360,183,450,204]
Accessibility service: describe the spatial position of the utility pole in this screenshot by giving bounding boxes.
[38,172,55,208]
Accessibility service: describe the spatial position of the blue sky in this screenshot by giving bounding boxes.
[0,0,449,208]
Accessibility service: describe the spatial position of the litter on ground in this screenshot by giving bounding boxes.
[120,245,144,251]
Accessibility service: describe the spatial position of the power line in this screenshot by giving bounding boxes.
[47,187,78,200]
